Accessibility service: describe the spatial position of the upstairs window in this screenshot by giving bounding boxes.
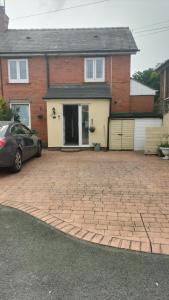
[85,58,105,82]
[8,59,29,83]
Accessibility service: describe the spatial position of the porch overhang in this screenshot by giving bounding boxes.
[43,84,112,100]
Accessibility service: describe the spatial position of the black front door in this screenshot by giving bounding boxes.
[63,105,79,145]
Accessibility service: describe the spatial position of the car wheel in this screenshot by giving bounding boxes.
[11,150,22,173]
[36,142,42,157]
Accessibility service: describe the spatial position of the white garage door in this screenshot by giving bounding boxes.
[134,118,162,150]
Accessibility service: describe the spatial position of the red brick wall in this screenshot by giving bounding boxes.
[130,95,154,112]
[49,56,84,84]
[108,55,131,112]
[0,57,48,143]
[49,54,131,113]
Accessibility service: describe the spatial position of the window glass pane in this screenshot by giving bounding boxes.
[11,104,30,127]
[96,59,103,79]
[82,105,89,145]
[19,61,27,80]
[11,125,18,135]
[9,61,17,80]
[86,59,94,79]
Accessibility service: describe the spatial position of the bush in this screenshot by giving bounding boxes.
[0,97,14,121]
[159,142,169,148]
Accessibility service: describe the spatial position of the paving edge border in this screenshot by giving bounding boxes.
[1,200,169,256]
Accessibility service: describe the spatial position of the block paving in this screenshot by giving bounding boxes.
[0,150,169,255]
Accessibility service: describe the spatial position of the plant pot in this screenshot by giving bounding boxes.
[89,126,96,133]
[93,143,101,151]
[160,147,169,159]
[37,114,44,120]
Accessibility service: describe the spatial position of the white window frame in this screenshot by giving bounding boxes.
[8,59,29,83]
[10,103,31,129]
[84,57,105,82]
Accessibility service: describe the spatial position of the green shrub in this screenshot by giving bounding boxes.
[159,142,169,148]
[0,97,14,121]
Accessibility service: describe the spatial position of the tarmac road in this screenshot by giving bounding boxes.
[0,205,169,300]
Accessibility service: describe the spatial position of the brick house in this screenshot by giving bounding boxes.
[156,60,169,114]
[0,5,160,150]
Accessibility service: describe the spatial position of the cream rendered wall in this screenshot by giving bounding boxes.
[144,112,169,154]
[46,99,110,147]
[144,127,167,154]
[163,112,169,132]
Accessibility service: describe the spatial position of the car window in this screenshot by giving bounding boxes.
[11,125,19,135]
[21,125,31,135]
[11,124,26,135]
[0,125,8,137]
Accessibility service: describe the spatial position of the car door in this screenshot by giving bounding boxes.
[21,125,38,157]
[11,124,35,160]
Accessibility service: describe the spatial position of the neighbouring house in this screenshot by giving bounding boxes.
[156,59,169,112]
[144,59,169,154]
[0,5,161,150]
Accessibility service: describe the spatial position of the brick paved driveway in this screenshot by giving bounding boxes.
[0,150,169,255]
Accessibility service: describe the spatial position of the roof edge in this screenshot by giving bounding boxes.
[7,26,131,31]
[0,49,139,57]
[110,112,162,119]
[43,97,111,100]
[156,59,169,71]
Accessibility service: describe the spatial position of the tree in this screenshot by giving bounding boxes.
[0,97,14,121]
[132,68,160,102]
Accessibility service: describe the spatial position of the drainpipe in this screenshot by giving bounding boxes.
[107,56,113,150]
[107,99,111,150]
[0,57,4,98]
[45,54,50,89]
[110,55,113,110]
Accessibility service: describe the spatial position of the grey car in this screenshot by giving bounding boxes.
[0,122,42,172]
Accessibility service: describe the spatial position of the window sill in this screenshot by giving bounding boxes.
[8,81,30,85]
[84,80,105,83]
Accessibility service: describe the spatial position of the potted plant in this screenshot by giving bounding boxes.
[37,113,44,120]
[93,143,101,151]
[89,126,96,133]
[159,142,169,159]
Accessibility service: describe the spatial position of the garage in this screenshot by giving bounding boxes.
[109,113,162,151]
[134,118,162,150]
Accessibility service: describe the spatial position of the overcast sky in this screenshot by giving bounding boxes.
[3,0,169,74]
